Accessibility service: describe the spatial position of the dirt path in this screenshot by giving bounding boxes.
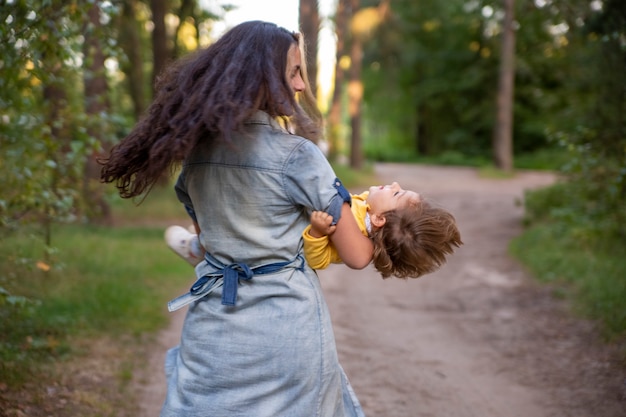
[136,163,626,417]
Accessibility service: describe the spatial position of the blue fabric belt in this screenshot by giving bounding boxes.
[168,253,305,312]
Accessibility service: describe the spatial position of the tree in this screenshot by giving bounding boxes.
[83,2,113,224]
[492,0,516,171]
[173,0,196,59]
[348,0,390,168]
[327,0,349,161]
[361,0,580,162]
[0,1,103,241]
[151,0,169,93]
[348,0,363,169]
[119,0,146,120]
[299,0,320,97]
[363,0,496,159]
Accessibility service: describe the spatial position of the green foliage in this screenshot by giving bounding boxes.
[541,131,626,239]
[107,180,190,222]
[510,224,626,340]
[362,0,500,158]
[516,0,625,237]
[0,224,191,386]
[509,0,626,346]
[360,0,622,166]
[0,2,122,232]
[331,162,377,189]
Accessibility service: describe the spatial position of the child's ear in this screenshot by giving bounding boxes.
[370,213,387,228]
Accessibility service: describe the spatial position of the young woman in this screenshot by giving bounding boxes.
[100,21,372,416]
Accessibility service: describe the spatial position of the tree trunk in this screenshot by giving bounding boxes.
[416,105,430,155]
[151,0,174,187]
[173,0,195,59]
[40,1,72,246]
[327,0,349,161]
[348,0,363,170]
[299,0,320,97]
[83,3,112,225]
[119,0,146,120]
[151,0,169,93]
[492,0,515,171]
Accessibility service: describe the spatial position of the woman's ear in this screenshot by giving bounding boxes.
[370,213,387,228]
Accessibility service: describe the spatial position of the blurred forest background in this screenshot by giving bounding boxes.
[1,0,624,234]
[1,0,625,233]
[0,0,624,413]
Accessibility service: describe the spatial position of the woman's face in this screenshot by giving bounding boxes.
[286,43,305,95]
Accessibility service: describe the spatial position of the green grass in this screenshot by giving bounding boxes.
[362,147,565,171]
[108,180,189,221]
[331,162,377,189]
[477,165,517,179]
[0,223,192,387]
[510,224,626,341]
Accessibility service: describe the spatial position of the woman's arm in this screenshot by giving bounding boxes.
[328,203,373,269]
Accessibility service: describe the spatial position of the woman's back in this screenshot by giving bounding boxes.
[163,112,365,416]
[176,112,337,266]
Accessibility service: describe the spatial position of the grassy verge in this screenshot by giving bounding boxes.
[510,224,626,343]
[332,162,377,189]
[0,216,191,414]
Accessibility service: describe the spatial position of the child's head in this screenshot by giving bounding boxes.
[366,182,421,225]
[366,183,462,279]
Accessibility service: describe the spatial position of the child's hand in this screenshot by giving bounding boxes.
[309,211,336,238]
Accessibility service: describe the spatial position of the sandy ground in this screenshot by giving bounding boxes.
[135,163,626,417]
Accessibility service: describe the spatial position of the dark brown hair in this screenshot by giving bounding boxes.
[370,201,463,279]
[100,21,321,198]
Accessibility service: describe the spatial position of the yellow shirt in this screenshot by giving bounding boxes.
[302,191,370,269]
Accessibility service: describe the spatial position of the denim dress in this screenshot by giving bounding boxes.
[160,111,365,417]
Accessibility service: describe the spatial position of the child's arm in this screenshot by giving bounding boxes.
[328,203,373,269]
[302,211,343,269]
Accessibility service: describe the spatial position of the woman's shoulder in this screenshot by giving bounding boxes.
[246,115,321,155]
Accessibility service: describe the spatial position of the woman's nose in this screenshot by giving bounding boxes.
[293,75,305,93]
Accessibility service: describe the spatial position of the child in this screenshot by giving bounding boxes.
[166,181,462,279]
[304,181,462,279]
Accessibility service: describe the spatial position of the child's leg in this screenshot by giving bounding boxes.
[164,225,204,266]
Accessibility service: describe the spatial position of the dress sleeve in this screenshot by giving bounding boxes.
[284,140,351,221]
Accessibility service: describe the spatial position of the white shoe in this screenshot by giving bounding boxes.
[164,225,203,266]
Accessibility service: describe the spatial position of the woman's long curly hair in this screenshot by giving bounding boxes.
[100,21,321,198]
[370,201,463,279]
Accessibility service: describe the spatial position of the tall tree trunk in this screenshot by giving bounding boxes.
[83,2,112,224]
[119,0,146,120]
[327,0,349,161]
[416,105,431,155]
[348,0,363,170]
[173,0,195,59]
[151,0,169,94]
[151,0,174,187]
[42,62,67,248]
[492,0,515,171]
[299,0,320,97]
[40,2,71,247]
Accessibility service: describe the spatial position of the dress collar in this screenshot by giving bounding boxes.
[245,110,286,132]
